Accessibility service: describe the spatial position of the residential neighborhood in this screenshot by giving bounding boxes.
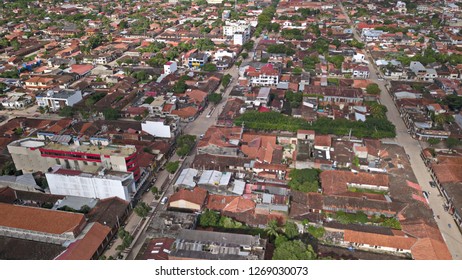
[0,0,462,261]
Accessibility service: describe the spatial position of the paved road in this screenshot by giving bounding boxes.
[339,1,462,259]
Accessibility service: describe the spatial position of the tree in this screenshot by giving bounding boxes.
[202,63,217,72]
[428,138,440,146]
[165,161,180,174]
[240,52,249,59]
[243,40,254,52]
[144,96,155,104]
[199,210,219,227]
[208,93,222,104]
[446,137,460,150]
[134,202,151,218]
[265,219,280,238]
[176,134,196,157]
[292,67,303,75]
[151,186,158,195]
[221,74,232,87]
[288,169,321,193]
[0,82,7,94]
[103,108,119,120]
[284,222,299,240]
[366,83,381,95]
[272,240,317,260]
[59,106,74,117]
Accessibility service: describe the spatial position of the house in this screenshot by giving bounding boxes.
[197,126,242,156]
[35,89,82,111]
[168,187,208,212]
[187,52,209,69]
[353,66,370,78]
[1,92,33,109]
[246,63,280,87]
[139,237,175,260]
[314,135,332,161]
[164,61,177,75]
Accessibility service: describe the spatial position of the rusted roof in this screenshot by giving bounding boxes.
[344,230,416,250]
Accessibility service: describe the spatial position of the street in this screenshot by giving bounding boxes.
[103,37,261,259]
[339,1,462,259]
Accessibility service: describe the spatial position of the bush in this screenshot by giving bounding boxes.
[199,210,219,227]
[176,134,196,157]
[288,169,321,193]
[208,93,222,104]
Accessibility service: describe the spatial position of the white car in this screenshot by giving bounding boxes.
[160,197,168,205]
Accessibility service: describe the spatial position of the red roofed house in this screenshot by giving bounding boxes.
[70,64,94,77]
[246,63,280,87]
[168,187,208,212]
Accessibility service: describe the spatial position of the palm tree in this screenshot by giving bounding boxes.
[265,219,280,238]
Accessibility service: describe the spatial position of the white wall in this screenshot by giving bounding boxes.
[142,120,171,138]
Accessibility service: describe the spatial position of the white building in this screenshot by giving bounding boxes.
[1,92,33,109]
[46,166,136,201]
[223,20,251,43]
[35,89,82,111]
[164,61,177,75]
[141,119,174,138]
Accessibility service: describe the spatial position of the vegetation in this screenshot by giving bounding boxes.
[221,74,232,88]
[285,90,303,108]
[176,134,196,157]
[428,138,441,146]
[58,106,75,117]
[150,186,158,195]
[202,63,217,72]
[331,211,402,229]
[439,94,462,111]
[103,108,120,120]
[306,225,325,239]
[172,75,189,93]
[166,161,180,174]
[199,210,220,227]
[327,55,345,69]
[446,138,461,149]
[134,202,152,218]
[116,228,134,251]
[366,83,381,95]
[234,111,396,139]
[208,93,223,104]
[288,168,321,193]
[267,44,296,56]
[272,240,317,260]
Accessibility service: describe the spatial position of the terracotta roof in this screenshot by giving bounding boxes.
[56,222,111,260]
[198,126,242,148]
[431,164,462,184]
[206,194,236,211]
[223,197,256,213]
[186,89,207,104]
[0,203,86,236]
[171,106,198,118]
[344,229,417,250]
[411,238,452,260]
[320,170,389,195]
[314,135,332,147]
[70,64,94,75]
[169,187,208,207]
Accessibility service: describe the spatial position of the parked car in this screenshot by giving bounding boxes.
[161,197,168,205]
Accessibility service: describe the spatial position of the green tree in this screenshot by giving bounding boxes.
[208,93,222,104]
[306,225,325,239]
[284,222,299,240]
[176,134,196,157]
[144,96,155,104]
[199,209,219,227]
[428,138,440,146]
[221,74,232,87]
[265,219,280,238]
[241,52,249,59]
[0,82,7,94]
[165,161,180,174]
[272,240,317,260]
[288,169,321,193]
[103,108,120,120]
[59,106,74,117]
[243,40,254,52]
[366,83,381,95]
[202,63,217,72]
[446,137,460,150]
[134,202,152,218]
[151,186,158,195]
[292,67,303,75]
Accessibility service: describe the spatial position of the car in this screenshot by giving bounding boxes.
[422,191,429,203]
[199,134,204,139]
[160,197,168,205]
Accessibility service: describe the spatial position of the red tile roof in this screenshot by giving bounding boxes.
[168,187,208,208]
[55,222,111,260]
[344,229,416,250]
[0,203,86,236]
